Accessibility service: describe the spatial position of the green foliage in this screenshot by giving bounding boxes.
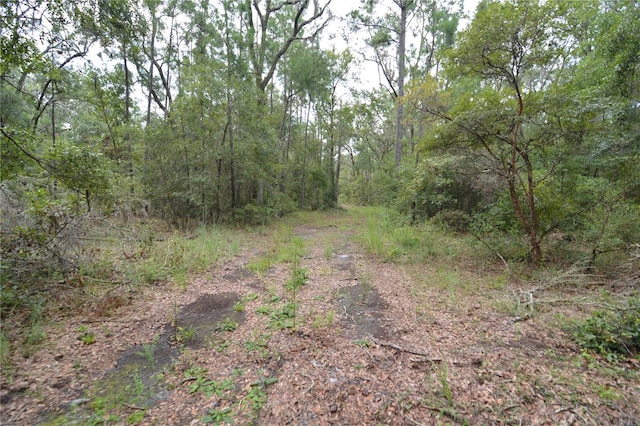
[202,407,233,425]
[175,326,195,344]
[126,410,146,424]
[246,334,270,358]
[285,265,308,291]
[439,359,454,406]
[0,330,11,372]
[268,302,297,330]
[313,310,335,328]
[353,338,371,348]
[22,298,47,358]
[214,318,237,333]
[244,385,267,412]
[352,207,453,263]
[410,156,482,220]
[233,301,245,312]
[187,372,235,398]
[77,325,97,345]
[247,232,306,274]
[572,297,640,360]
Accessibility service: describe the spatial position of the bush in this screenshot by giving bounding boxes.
[431,210,471,233]
[573,297,640,360]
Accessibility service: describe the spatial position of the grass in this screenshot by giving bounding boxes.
[351,206,459,264]
[4,206,640,424]
[247,232,307,274]
[79,222,242,292]
[313,310,335,328]
[77,325,96,345]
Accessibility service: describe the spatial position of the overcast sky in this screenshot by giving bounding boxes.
[320,0,479,94]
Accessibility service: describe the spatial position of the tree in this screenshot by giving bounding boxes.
[245,0,332,93]
[411,0,584,264]
[349,0,461,167]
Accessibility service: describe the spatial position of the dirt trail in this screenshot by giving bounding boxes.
[1,214,639,425]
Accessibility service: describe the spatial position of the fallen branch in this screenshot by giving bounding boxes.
[302,373,315,394]
[123,403,146,410]
[372,338,442,362]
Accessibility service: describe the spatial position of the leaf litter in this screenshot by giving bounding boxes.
[1,215,639,425]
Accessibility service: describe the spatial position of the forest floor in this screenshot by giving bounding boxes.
[1,208,639,425]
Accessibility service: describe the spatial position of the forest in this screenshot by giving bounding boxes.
[1,0,639,424]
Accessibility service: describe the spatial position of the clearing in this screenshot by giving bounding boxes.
[1,208,638,425]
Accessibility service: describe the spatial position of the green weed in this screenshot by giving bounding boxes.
[176,326,195,344]
[126,410,146,424]
[439,360,454,406]
[313,310,335,328]
[215,317,238,333]
[185,367,235,398]
[285,264,308,291]
[22,298,47,358]
[572,296,640,360]
[202,407,233,424]
[268,302,297,329]
[77,325,96,345]
[246,334,271,358]
[136,336,159,370]
[242,293,259,302]
[354,338,371,348]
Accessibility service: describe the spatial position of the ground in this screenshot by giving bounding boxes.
[1,209,639,425]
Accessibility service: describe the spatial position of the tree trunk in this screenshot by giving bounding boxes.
[300,101,312,209]
[123,44,134,195]
[508,91,542,265]
[395,0,409,168]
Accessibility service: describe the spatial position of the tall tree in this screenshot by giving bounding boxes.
[411,0,585,264]
[244,0,332,93]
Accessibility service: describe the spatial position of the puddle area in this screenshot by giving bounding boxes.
[36,292,244,425]
[337,283,390,340]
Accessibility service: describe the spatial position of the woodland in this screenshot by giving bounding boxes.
[1,0,639,424]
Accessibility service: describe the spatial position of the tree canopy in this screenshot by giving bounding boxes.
[1,0,638,281]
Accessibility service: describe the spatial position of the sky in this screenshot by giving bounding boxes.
[319,0,480,94]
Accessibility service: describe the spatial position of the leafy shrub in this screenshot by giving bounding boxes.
[431,210,471,233]
[573,297,640,359]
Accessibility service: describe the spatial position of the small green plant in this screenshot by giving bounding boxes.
[439,360,454,406]
[22,298,47,358]
[354,338,371,348]
[126,410,146,424]
[572,297,640,360]
[202,407,233,424]
[268,302,297,329]
[215,339,231,352]
[0,331,10,372]
[186,369,235,398]
[78,325,96,345]
[126,368,146,400]
[268,294,282,303]
[242,293,259,302]
[257,305,273,315]
[246,334,270,358]
[176,325,195,343]
[245,385,267,412]
[285,265,308,291]
[136,336,159,370]
[215,317,238,333]
[233,301,245,312]
[596,384,622,401]
[313,311,335,328]
[243,372,277,414]
[323,245,334,260]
